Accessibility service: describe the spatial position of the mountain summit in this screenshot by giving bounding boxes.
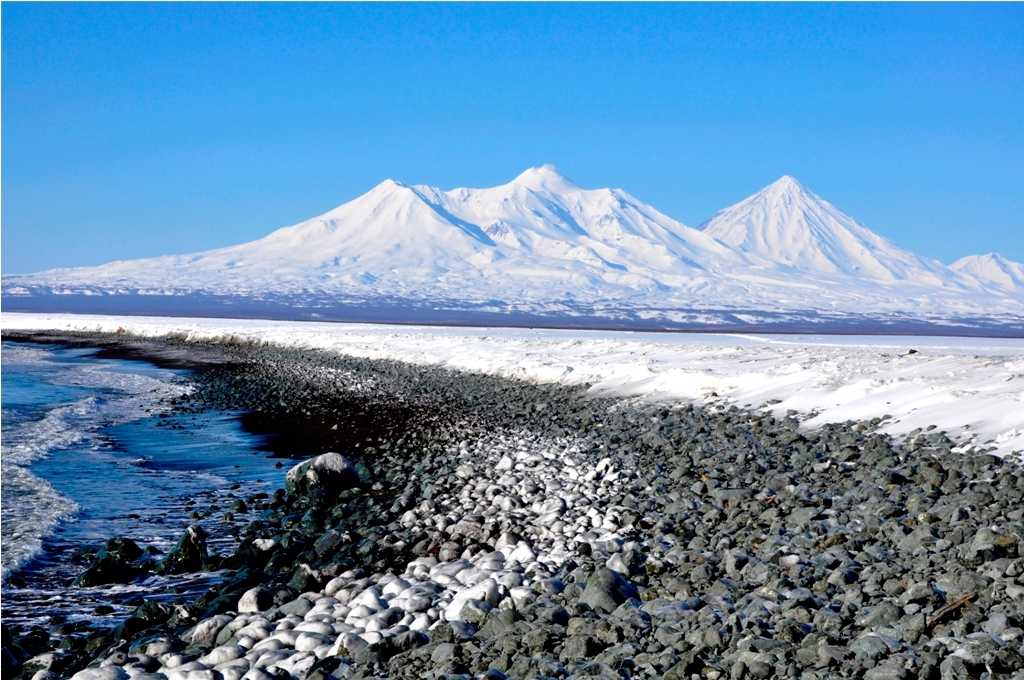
[4,168,1022,332]
[508,164,581,191]
[700,176,950,284]
[951,253,1024,289]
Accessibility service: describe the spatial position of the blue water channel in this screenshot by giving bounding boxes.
[1,341,287,626]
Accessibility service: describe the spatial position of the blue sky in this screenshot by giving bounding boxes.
[3,2,1022,274]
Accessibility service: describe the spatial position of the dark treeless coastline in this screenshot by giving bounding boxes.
[3,331,1024,680]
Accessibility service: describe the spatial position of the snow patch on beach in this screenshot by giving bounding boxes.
[5,312,1024,458]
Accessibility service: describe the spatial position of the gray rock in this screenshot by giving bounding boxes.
[560,635,605,663]
[856,601,902,629]
[431,642,458,663]
[157,524,208,575]
[285,452,359,497]
[864,665,908,680]
[476,609,518,640]
[788,506,819,527]
[277,597,313,616]
[355,630,429,664]
[939,655,972,680]
[237,586,273,613]
[848,634,893,660]
[579,567,640,614]
[507,656,567,679]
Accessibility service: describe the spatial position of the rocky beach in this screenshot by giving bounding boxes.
[3,332,1024,680]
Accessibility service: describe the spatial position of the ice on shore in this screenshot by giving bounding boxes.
[4,312,1023,458]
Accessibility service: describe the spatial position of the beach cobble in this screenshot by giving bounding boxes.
[3,338,1024,680]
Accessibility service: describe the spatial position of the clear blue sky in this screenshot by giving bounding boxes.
[3,2,1022,274]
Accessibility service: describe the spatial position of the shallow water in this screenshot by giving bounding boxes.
[1,341,287,626]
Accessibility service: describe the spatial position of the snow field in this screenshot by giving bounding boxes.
[4,313,1023,458]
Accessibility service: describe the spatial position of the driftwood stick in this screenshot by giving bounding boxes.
[926,592,977,630]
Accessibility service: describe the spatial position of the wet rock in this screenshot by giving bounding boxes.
[287,563,323,592]
[72,538,145,587]
[132,602,172,625]
[285,452,359,497]
[157,524,208,575]
[20,651,79,678]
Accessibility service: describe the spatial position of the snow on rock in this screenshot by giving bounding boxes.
[285,453,359,497]
[123,426,637,680]
[4,312,1023,459]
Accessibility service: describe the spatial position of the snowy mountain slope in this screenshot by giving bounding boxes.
[951,253,1024,290]
[3,166,754,304]
[4,167,1023,329]
[699,176,966,286]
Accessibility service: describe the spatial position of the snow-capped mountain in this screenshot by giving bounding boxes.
[6,166,745,304]
[700,176,954,285]
[4,167,1023,332]
[951,253,1024,290]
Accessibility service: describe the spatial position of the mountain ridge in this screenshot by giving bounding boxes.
[4,167,1023,332]
[951,253,1024,290]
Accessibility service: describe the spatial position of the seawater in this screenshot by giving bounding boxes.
[1,341,286,625]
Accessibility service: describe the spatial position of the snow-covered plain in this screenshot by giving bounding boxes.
[5,312,1023,459]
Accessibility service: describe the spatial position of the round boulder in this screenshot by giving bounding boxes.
[237,586,274,613]
[285,452,359,497]
[579,567,640,614]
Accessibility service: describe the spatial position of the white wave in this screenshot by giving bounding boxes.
[1,344,188,578]
[0,465,78,580]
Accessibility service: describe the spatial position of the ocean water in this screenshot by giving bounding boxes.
[1,341,286,625]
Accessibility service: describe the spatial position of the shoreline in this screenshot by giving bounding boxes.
[2,332,1024,680]
[4,312,1023,462]
[6,301,1024,340]
[0,337,293,630]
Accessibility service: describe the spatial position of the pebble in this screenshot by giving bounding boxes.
[8,340,1024,680]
